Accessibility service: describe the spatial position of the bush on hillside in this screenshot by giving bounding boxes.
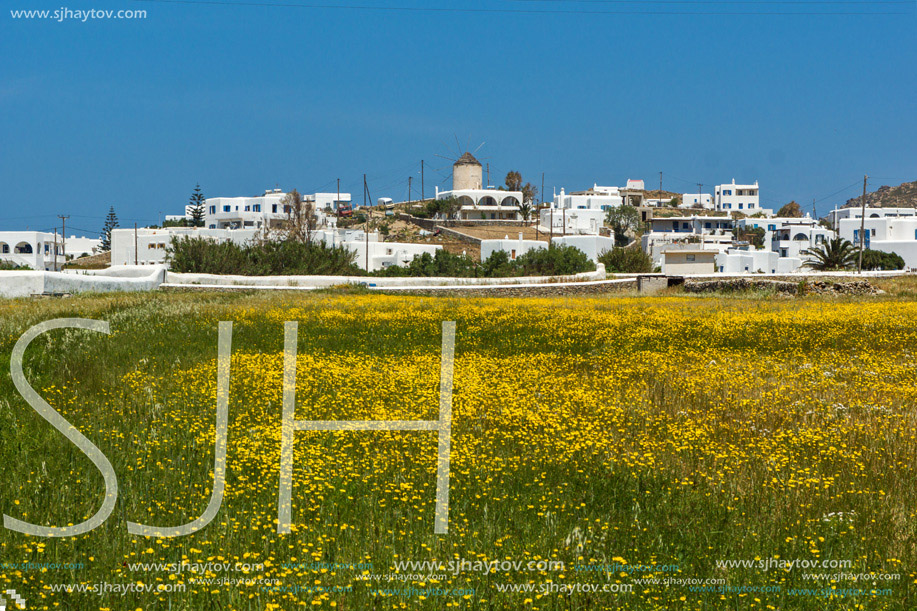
[599,247,654,273]
[167,236,361,276]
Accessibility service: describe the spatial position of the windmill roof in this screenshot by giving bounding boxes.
[455,152,482,166]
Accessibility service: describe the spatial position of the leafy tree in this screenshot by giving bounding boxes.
[861,249,905,271]
[481,250,516,277]
[505,171,538,204]
[270,189,317,243]
[189,184,206,227]
[100,206,119,251]
[606,205,642,245]
[801,237,858,271]
[777,201,803,218]
[734,226,766,249]
[598,246,654,273]
[514,243,595,276]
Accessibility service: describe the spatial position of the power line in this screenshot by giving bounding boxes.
[132,0,912,15]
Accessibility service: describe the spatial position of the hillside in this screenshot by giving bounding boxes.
[841,179,917,209]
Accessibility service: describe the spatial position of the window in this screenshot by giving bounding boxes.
[272,204,278,213]
[704,222,711,229]
[871,228,876,237]
[222,205,231,212]
[244,205,250,212]
[749,203,755,209]
[768,224,776,231]
[686,254,696,262]
[739,203,744,209]
[253,204,261,212]
[209,205,216,214]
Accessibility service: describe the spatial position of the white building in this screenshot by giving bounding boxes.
[715,247,801,274]
[552,186,623,212]
[837,216,917,269]
[552,235,615,261]
[827,206,917,229]
[480,236,546,262]
[539,207,605,236]
[680,193,714,209]
[204,189,343,230]
[435,187,523,221]
[111,227,261,266]
[660,246,718,275]
[642,215,735,267]
[306,192,352,211]
[735,216,834,267]
[64,235,102,259]
[713,178,774,216]
[0,231,62,270]
[714,180,771,216]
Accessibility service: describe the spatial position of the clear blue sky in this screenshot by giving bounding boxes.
[2,0,915,234]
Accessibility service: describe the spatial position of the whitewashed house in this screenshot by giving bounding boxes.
[837,216,917,269]
[641,215,735,267]
[65,235,102,259]
[552,186,623,212]
[715,247,801,274]
[204,189,345,229]
[538,206,605,236]
[0,231,62,270]
[827,206,917,229]
[714,179,772,216]
[680,193,714,209]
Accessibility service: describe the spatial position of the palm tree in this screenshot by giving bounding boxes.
[801,236,858,271]
[518,202,533,221]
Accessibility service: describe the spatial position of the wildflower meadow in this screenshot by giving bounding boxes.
[0,290,914,610]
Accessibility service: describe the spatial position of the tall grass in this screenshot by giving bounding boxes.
[0,292,913,610]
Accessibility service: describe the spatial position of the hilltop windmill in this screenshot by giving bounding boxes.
[433,137,493,189]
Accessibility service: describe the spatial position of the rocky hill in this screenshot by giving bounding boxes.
[842,180,917,209]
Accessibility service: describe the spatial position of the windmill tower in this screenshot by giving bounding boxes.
[452,152,483,191]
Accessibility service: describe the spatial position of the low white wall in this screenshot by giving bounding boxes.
[165,265,607,288]
[0,267,166,298]
[0,272,46,299]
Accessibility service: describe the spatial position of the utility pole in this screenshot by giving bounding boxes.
[541,172,545,206]
[337,178,341,212]
[486,163,490,188]
[58,215,69,266]
[134,222,138,266]
[421,160,425,201]
[364,173,370,271]
[812,198,816,219]
[53,228,59,271]
[659,171,663,197]
[858,174,868,273]
[562,207,566,237]
[698,183,704,250]
[408,176,413,205]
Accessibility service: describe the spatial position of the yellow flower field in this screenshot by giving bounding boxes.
[0,291,915,610]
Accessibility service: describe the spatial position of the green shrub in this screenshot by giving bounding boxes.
[598,247,654,273]
[861,249,905,271]
[375,244,595,278]
[374,250,478,278]
[0,260,31,271]
[514,244,596,276]
[167,236,362,276]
